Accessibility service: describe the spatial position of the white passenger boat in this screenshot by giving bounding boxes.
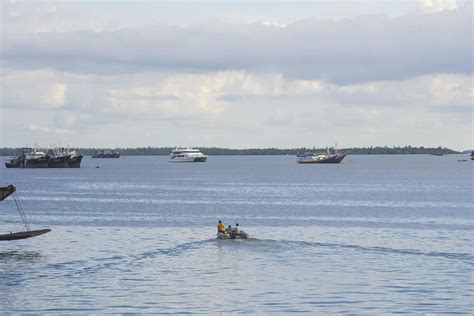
[169,147,208,162]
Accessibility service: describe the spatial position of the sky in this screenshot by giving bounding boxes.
[0,0,472,150]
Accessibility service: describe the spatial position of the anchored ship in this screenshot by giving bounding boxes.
[297,146,347,164]
[5,148,49,168]
[46,148,71,168]
[5,147,84,168]
[92,149,120,158]
[169,147,208,162]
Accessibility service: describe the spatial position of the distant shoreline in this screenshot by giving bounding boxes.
[0,146,461,156]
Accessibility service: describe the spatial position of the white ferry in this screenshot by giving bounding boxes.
[169,147,208,162]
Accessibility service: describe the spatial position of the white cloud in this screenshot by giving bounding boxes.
[266,109,295,126]
[419,0,458,13]
[1,68,472,149]
[1,6,471,84]
[28,124,70,135]
[3,68,471,118]
[42,83,68,107]
[2,69,68,108]
[1,1,110,33]
[260,21,287,28]
[53,112,76,129]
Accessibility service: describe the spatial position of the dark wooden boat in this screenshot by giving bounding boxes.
[0,229,51,241]
[0,185,51,241]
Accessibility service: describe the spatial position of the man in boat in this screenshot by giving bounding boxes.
[225,225,232,238]
[234,223,241,235]
[217,220,225,234]
[217,220,227,238]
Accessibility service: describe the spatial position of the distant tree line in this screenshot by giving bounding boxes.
[0,146,460,156]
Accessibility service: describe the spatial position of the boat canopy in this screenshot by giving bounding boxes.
[0,185,16,201]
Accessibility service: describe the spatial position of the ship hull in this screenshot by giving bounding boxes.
[169,157,207,162]
[26,159,49,168]
[5,159,22,168]
[5,158,49,168]
[68,155,83,168]
[297,154,346,164]
[47,155,71,168]
[193,157,207,162]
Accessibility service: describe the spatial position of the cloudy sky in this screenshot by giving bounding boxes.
[1,0,472,150]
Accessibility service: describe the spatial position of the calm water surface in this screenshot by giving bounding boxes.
[0,155,473,314]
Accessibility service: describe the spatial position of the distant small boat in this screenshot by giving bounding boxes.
[471,151,474,161]
[92,149,120,158]
[297,146,347,164]
[431,153,444,156]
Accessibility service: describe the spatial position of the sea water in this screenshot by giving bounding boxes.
[0,155,472,314]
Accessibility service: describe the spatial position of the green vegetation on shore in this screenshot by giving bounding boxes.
[0,146,460,156]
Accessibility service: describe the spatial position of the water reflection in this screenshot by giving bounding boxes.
[0,251,42,263]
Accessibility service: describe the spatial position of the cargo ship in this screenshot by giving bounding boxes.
[5,147,84,168]
[5,148,49,168]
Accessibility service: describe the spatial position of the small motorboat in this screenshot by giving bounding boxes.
[217,230,249,240]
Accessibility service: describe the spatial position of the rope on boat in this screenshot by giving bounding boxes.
[12,193,31,231]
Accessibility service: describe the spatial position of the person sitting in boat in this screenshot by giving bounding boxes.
[217,220,225,234]
[225,225,232,238]
[234,223,241,235]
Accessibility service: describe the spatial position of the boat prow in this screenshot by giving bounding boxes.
[0,229,51,241]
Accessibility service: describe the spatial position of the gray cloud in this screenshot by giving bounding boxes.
[2,6,472,84]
